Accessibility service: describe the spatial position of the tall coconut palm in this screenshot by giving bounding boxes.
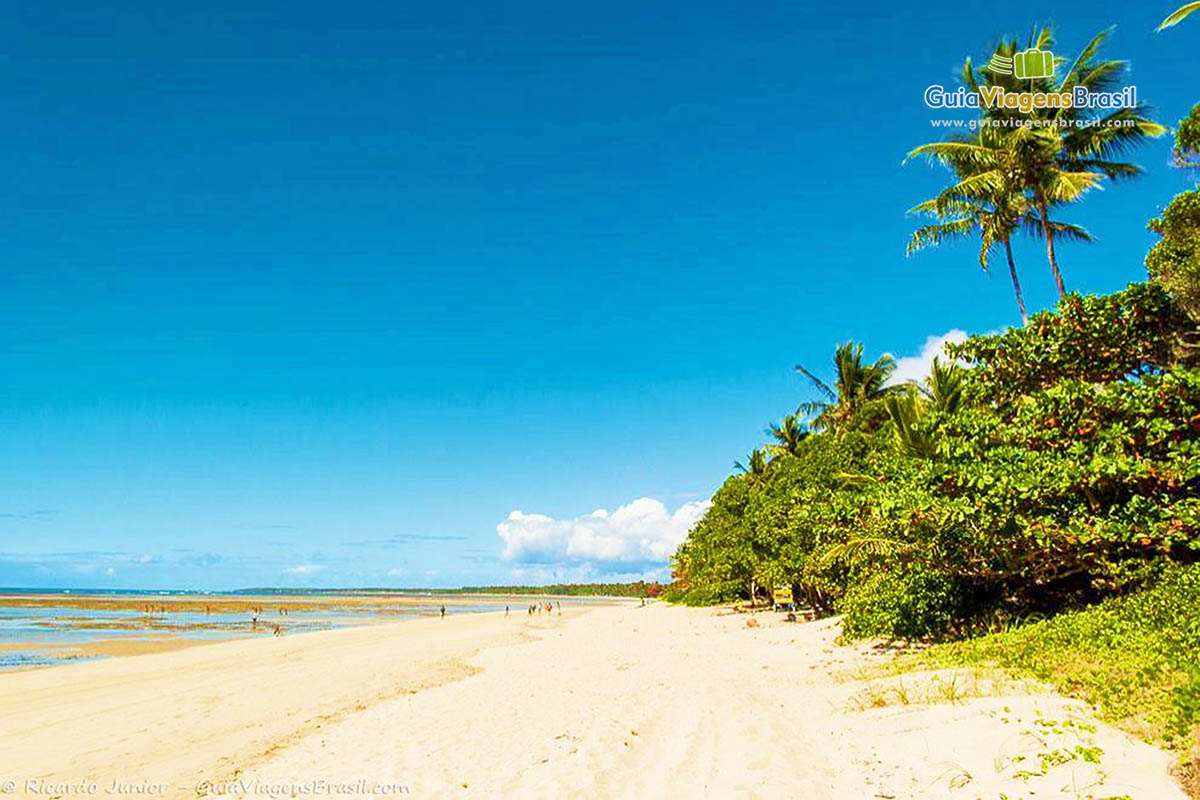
[910,27,1165,298]
[907,192,1092,324]
[908,186,1028,323]
[765,413,808,458]
[1159,2,1200,30]
[796,342,897,433]
[910,127,1105,299]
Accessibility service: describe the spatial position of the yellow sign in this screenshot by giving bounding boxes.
[772,585,793,605]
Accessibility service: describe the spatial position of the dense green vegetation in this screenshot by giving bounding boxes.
[1149,103,1200,351]
[668,26,1200,636]
[668,282,1200,639]
[670,19,1200,630]
[917,565,1200,745]
[668,16,1200,787]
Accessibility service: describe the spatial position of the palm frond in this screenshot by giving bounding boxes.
[1055,28,1111,93]
[906,219,976,255]
[794,364,836,402]
[820,537,914,569]
[1040,169,1104,204]
[1158,2,1200,30]
[1045,221,1094,243]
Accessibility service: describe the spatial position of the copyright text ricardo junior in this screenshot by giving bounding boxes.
[8,778,412,797]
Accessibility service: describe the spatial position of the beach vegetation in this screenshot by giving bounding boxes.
[669,71,1200,788]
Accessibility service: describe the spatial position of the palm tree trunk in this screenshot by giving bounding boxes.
[1003,239,1029,325]
[1036,195,1067,298]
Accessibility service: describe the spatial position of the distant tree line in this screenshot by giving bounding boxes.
[454,582,664,598]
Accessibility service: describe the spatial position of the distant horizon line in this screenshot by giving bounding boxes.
[0,580,665,595]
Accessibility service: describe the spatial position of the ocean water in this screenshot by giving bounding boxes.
[0,593,600,671]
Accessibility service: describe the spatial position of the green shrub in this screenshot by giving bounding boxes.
[839,566,961,640]
[923,566,1200,743]
[676,584,738,607]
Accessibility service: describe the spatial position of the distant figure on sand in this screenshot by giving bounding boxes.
[440,605,446,618]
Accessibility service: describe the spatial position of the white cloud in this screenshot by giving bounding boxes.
[889,330,969,386]
[283,564,324,576]
[497,497,710,567]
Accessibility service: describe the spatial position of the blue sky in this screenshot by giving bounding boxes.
[1,0,1195,589]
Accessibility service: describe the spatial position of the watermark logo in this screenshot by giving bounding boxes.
[923,45,1137,117]
[988,48,1055,80]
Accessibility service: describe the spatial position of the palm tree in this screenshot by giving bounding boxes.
[907,134,1093,323]
[765,414,808,458]
[1015,129,1104,299]
[921,357,970,414]
[796,342,897,433]
[1159,2,1200,30]
[910,27,1165,298]
[908,191,1029,322]
[885,358,973,457]
[733,448,770,484]
[910,127,1116,299]
[884,386,932,457]
[910,126,1107,300]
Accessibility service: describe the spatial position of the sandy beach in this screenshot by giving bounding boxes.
[0,603,1185,799]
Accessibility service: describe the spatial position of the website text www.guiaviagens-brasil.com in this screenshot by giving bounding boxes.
[928,117,1141,130]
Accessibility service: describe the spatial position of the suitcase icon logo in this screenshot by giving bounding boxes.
[987,48,1054,79]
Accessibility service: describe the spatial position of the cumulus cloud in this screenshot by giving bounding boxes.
[890,330,970,386]
[497,497,710,568]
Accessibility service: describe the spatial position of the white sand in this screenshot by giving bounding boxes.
[0,603,1185,799]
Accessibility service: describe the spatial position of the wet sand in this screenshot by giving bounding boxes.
[0,592,588,669]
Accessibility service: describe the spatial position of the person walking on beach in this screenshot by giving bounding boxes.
[440,604,446,618]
